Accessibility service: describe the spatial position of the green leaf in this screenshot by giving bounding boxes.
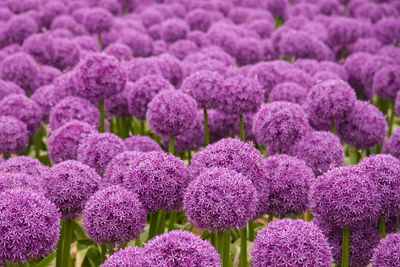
[35,252,56,267]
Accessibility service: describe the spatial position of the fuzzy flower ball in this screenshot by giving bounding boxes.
[190,138,269,218]
[268,82,308,105]
[142,230,221,267]
[383,127,400,159]
[0,94,42,136]
[371,233,400,267]
[0,188,60,264]
[161,18,190,43]
[124,136,162,153]
[83,186,146,247]
[123,151,189,213]
[127,76,173,121]
[310,165,381,229]
[217,75,263,115]
[102,246,145,267]
[0,172,43,193]
[0,80,23,101]
[3,14,38,45]
[290,131,345,176]
[184,167,257,232]
[83,7,114,34]
[77,133,125,174]
[327,17,360,46]
[0,156,49,178]
[48,121,96,164]
[337,100,387,150]
[42,160,101,220]
[251,219,333,267]
[343,52,371,99]
[146,90,197,138]
[103,42,132,61]
[0,116,28,156]
[373,65,400,101]
[75,53,126,103]
[253,101,309,151]
[49,96,100,130]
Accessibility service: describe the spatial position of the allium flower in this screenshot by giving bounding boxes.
[161,18,189,43]
[83,8,114,34]
[337,100,387,150]
[0,172,43,193]
[313,71,342,84]
[139,8,163,28]
[49,96,100,130]
[0,116,28,156]
[118,29,153,58]
[348,38,383,55]
[251,219,332,267]
[278,31,319,59]
[125,58,162,83]
[73,36,100,52]
[383,127,400,158]
[52,38,80,71]
[395,90,400,117]
[287,3,319,20]
[152,40,168,56]
[234,37,262,66]
[103,43,132,61]
[379,45,400,63]
[83,186,146,247]
[0,156,49,178]
[32,65,62,92]
[48,121,95,164]
[156,54,183,87]
[40,1,67,28]
[327,17,360,46]
[310,165,381,228]
[253,101,309,150]
[293,58,320,75]
[0,188,60,264]
[127,76,172,120]
[124,136,162,152]
[31,84,69,122]
[268,82,308,105]
[169,39,199,60]
[186,9,212,32]
[3,14,38,45]
[373,65,400,101]
[74,53,126,103]
[0,52,39,94]
[343,52,371,99]
[0,80,23,101]
[22,33,57,66]
[373,18,400,45]
[319,61,348,81]
[247,19,273,39]
[371,233,400,267]
[265,0,288,19]
[142,230,221,267]
[42,160,101,220]
[51,15,87,36]
[0,94,42,136]
[102,246,145,267]
[186,46,235,67]
[146,90,197,138]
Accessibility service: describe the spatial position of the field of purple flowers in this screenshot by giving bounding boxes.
[0,0,400,266]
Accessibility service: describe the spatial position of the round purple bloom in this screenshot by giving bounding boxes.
[22,33,56,66]
[186,9,212,32]
[0,172,43,193]
[161,18,189,43]
[373,64,400,101]
[383,126,400,159]
[247,19,273,39]
[337,100,387,150]
[0,8,12,22]
[124,136,162,152]
[327,17,360,46]
[310,165,381,228]
[103,42,132,61]
[0,116,28,156]
[32,65,62,92]
[268,82,308,105]
[152,40,168,56]
[51,15,86,36]
[40,1,67,28]
[156,53,183,87]
[48,121,96,165]
[31,84,68,123]
[313,71,342,85]
[168,39,199,60]
[104,89,130,118]
[3,14,38,45]
[278,31,320,60]
[125,58,162,83]
[139,8,163,28]
[52,38,80,71]
[0,188,60,264]
[73,36,100,52]
[234,37,262,66]
[395,90,400,117]
[343,52,371,99]
[251,219,332,267]
[0,156,49,178]
[373,18,400,45]
[319,61,348,81]
[379,45,400,63]
[0,80,23,101]
[50,29,74,39]
[293,59,320,75]
[348,37,383,55]
[83,8,114,34]
[142,230,220,267]
[0,94,42,136]
[372,233,400,267]
[146,90,197,138]
[119,30,153,58]
[83,186,146,247]
[102,246,145,267]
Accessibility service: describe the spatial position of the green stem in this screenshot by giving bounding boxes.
[98,100,105,133]
[204,108,209,146]
[34,127,43,159]
[341,228,350,267]
[100,244,108,263]
[148,212,159,241]
[156,210,166,235]
[56,220,65,266]
[169,136,174,155]
[379,218,386,238]
[239,227,247,267]
[223,231,231,267]
[248,221,255,241]
[341,46,346,59]
[61,220,73,267]
[388,103,395,137]
[239,114,245,141]
[108,119,114,134]
[140,120,145,135]
[331,122,336,135]
[216,231,224,255]
[168,212,176,231]
[98,33,103,51]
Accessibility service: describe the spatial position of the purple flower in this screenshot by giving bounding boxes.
[77,133,125,174]
[102,246,145,267]
[48,121,96,165]
[73,36,100,52]
[0,156,49,178]
[265,0,288,20]
[247,19,273,39]
[343,52,372,99]
[103,43,132,61]
[3,14,38,45]
[313,71,342,85]
[186,9,212,32]
[293,58,320,75]
[268,82,308,105]
[139,8,163,28]
[156,53,183,87]
[251,219,332,267]
[310,165,381,228]
[22,33,57,66]
[206,23,238,55]
[146,90,197,138]
[327,17,360,47]
[379,45,400,63]
[372,233,400,267]
[123,151,190,212]
[319,61,348,81]
[373,64,400,101]
[0,80,23,101]
[142,230,220,267]
[161,18,189,43]
[0,172,43,193]
[125,58,162,83]
[40,1,67,28]
[0,116,28,156]
[348,38,383,55]
[337,100,387,150]
[32,65,62,92]
[169,39,199,60]
[119,29,153,58]
[373,18,400,45]
[234,37,263,66]
[0,188,60,264]
[83,186,146,247]
[52,38,80,71]
[185,46,235,67]
[124,135,162,152]
[51,15,87,36]
[83,8,114,34]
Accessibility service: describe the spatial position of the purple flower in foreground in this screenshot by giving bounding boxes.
[0,116,28,156]
[372,233,400,267]
[0,172,43,193]
[102,246,145,267]
[268,82,308,105]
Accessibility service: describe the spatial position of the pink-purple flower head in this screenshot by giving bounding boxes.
[51,15,87,36]
[40,1,67,28]
[3,14,38,45]
[48,120,96,165]
[348,37,383,55]
[83,186,146,247]
[373,18,400,46]
[186,8,212,32]
[32,84,66,122]
[118,29,153,58]
[293,59,320,75]
[169,39,199,60]
[73,36,100,53]
[32,65,62,93]
[156,53,183,87]
[124,135,162,152]
[234,37,263,66]
[146,90,197,138]
[22,33,57,66]
[0,188,60,264]
[184,167,257,232]
[77,133,125,174]
[373,64,400,101]
[0,172,43,193]
[268,82,308,105]
[83,7,114,34]
[0,80,23,101]
[251,219,332,267]
[310,165,381,229]
[102,246,145,267]
[372,233,400,267]
[123,151,190,213]
[337,100,387,150]
[327,17,360,47]
[124,58,162,83]
[142,230,221,267]
[0,156,49,178]
[103,42,132,61]
[52,38,80,71]
[161,18,189,43]
[343,52,371,99]
[0,116,28,156]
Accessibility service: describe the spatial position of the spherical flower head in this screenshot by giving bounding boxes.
[139,8,163,28]
[0,172,44,193]
[373,65,400,101]
[83,7,114,34]
[127,76,173,120]
[234,37,262,66]
[31,84,68,123]
[0,115,28,156]
[102,151,144,188]
[51,15,87,36]
[48,121,96,165]
[73,36,100,53]
[327,17,360,46]
[75,53,126,103]
[319,61,348,81]
[0,156,49,178]
[247,19,273,39]
[169,39,199,60]
[142,230,220,267]
[310,165,381,228]
[313,71,342,85]
[373,18,400,46]
[184,167,257,232]
[251,219,332,267]
[0,80,23,101]
[52,38,80,71]
[123,151,189,213]
[124,135,162,153]
[118,29,153,58]
[161,18,190,43]
[42,160,100,220]
[263,155,313,216]
[146,90,197,138]
[83,186,146,247]
[268,82,308,105]
[4,14,38,45]
[379,45,400,63]
[293,59,320,75]
[103,42,132,61]
[0,94,42,136]
[0,52,39,95]
[0,188,60,264]
[32,65,62,92]
[102,246,145,267]
[124,58,162,83]
[383,126,400,159]
[253,101,309,150]
[22,33,57,66]
[372,233,400,267]
[337,100,387,150]
[49,96,100,131]
[290,131,344,176]
[348,37,383,55]
[156,53,183,87]
[190,138,269,218]
[40,1,67,28]
[278,31,318,60]
[343,52,371,99]
[152,40,168,56]
[104,89,130,118]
